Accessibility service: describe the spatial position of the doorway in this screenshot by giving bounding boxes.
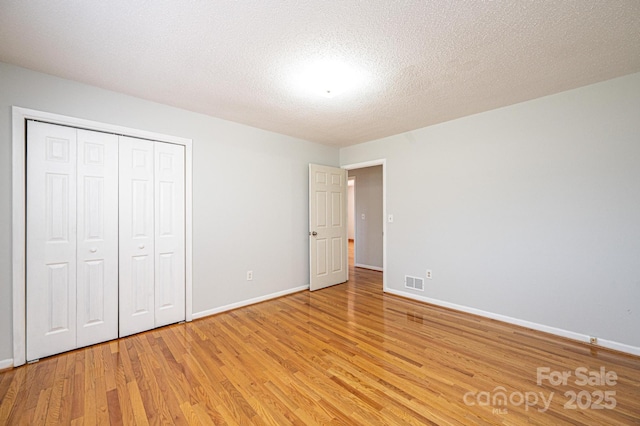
[343,160,386,290]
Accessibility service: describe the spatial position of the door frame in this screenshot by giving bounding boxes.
[11,106,194,367]
[342,159,387,292]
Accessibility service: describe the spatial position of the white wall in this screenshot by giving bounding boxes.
[341,73,640,350]
[0,62,338,362]
[348,166,383,269]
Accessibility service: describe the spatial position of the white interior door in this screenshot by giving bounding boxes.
[119,136,156,337]
[309,164,348,291]
[154,142,185,327]
[27,121,78,361]
[76,129,119,348]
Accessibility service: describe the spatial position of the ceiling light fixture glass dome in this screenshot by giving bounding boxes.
[293,58,368,99]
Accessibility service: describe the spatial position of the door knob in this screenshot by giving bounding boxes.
[310,231,318,236]
[138,244,145,249]
[90,248,97,253]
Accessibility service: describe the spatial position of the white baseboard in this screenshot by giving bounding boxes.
[192,285,309,320]
[385,288,640,357]
[596,339,640,356]
[355,263,383,272]
[0,358,13,370]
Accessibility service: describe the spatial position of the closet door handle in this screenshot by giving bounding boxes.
[138,244,145,249]
[90,248,97,253]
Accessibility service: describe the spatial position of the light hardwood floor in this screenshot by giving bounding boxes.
[1,244,639,425]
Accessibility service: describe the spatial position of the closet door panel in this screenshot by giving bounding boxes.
[154,143,186,327]
[26,121,78,361]
[76,129,119,347]
[119,136,155,337]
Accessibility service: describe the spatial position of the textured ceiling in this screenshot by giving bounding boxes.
[1,1,639,147]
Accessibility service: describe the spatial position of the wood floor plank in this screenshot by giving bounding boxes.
[127,380,150,426]
[113,363,136,426]
[2,242,639,424]
[43,359,65,425]
[0,368,22,421]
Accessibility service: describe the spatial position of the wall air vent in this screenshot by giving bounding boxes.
[405,275,424,291]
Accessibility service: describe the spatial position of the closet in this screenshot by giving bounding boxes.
[26,120,185,361]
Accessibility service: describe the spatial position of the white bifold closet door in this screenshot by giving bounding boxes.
[153,141,186,328]
[27,121,119,361]
[119,136,185,337]
[76,129,119,347]
[27,121,186,360]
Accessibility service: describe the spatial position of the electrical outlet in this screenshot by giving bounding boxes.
[426,269,432,280]
[590,336,597,345]
[247,270,253,281]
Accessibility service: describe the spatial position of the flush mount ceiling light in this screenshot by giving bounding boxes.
[293,58,368,99]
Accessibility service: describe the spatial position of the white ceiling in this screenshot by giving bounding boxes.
[1,1,639,147]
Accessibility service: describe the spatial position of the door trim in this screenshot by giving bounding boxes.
[342,159,387,292]
[347,176,356,270]
[12,106,194,367]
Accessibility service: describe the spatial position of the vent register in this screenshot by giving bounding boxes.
[404,275,424,291]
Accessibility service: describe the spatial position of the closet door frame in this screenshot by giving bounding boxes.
[11,106,194,367]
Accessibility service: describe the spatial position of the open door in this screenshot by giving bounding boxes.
[309,164,348,291]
